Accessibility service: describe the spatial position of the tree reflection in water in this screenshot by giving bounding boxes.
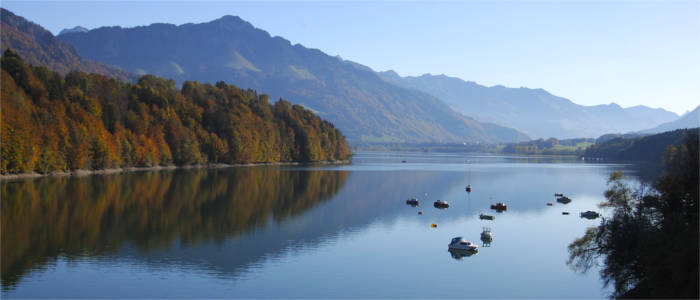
[1,167,348,289]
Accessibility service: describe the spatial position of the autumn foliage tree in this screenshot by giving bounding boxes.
[1,50,351,174]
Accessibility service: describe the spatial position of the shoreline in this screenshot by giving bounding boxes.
[0,160,351,181]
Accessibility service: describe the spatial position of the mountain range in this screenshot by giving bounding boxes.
[0,9,133,82]
[378,72,679,139]
[3,8,691,144]
[55,15,528,144]
[640,106,699,134]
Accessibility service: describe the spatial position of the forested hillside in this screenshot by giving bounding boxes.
[1,50,350,174]
[582,128,697,162]
[502,138,594,155]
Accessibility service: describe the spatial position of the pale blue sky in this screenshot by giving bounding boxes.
[3,0,699,115]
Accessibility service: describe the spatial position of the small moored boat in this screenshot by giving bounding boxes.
[580,210,600,219]
[479,213,494,220]
[465,185,472,192]
[556,196,572,204]
[406,198,419,206]
[480,227,493,243]
[448,237,478,251]
[554,193,564,197]
[490,202,507,211]
[434,200,449,208]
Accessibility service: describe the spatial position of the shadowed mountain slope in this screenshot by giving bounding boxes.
[0,8,134,82]
[57,15,528,144]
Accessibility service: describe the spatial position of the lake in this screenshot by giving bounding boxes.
[1,152,645,298]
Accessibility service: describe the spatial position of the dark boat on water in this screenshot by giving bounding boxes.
[490,202,507,211]
[465,185,472,192]
[580,210,600,219]
[434,200,450,208]
[479,213,494,220]
[406,198,419,206]
[556,196,572,204]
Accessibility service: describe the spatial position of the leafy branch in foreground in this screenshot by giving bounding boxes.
[567,132,698,299]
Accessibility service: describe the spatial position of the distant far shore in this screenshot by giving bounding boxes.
[0,160,351,181]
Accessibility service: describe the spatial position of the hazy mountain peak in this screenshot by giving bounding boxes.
[58,26,88,35]
[681,105,700,117]
[641,105,699,134]
[380,70,400,77]
[215,15,248,25]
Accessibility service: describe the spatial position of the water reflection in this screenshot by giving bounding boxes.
[1,168,348,289]
[1,153,640,298]
[448,249,478,259]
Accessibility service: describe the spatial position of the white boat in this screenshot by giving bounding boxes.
[448,237,478,251]
[480,227,493,243]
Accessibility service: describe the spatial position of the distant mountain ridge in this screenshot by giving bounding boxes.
[0,8,133,82]
[58,26,88,35]
[56,14,528,144]
[640,106,699,134]
[378,71,678,139]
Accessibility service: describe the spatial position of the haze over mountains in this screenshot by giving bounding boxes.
[378,72,680,139]
[641,105,699,134]
[56,15,528,144]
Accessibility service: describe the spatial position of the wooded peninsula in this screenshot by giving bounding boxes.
[1,50,351,175]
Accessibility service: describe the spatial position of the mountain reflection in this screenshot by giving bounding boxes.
[1,167,348,289]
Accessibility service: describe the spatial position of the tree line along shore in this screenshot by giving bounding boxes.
[1,50,351,175]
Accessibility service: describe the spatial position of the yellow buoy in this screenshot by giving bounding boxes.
[431,223,437,228]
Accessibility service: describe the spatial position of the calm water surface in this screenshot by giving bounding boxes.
[2,152,645,298]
